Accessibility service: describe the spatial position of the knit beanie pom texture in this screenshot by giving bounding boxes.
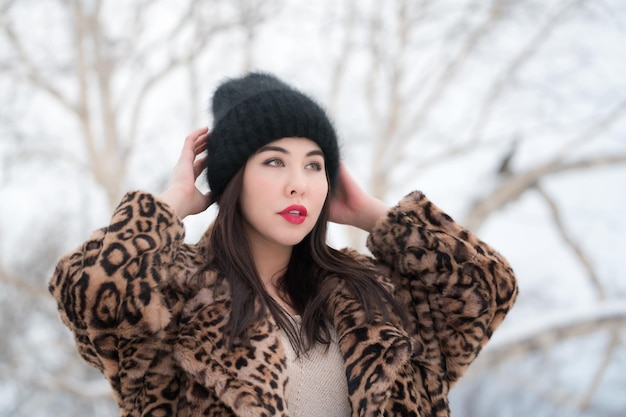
[206,72,340,201]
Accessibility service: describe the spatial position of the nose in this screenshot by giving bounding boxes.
[286,169,307,196]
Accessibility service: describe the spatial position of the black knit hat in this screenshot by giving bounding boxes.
[206,72,340,202]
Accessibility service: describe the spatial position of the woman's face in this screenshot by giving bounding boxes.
[240,137,329,251]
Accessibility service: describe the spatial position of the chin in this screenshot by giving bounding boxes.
[280,236,308,247]
[276,231,311,247]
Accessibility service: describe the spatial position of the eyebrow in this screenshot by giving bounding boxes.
[257,145,324,158]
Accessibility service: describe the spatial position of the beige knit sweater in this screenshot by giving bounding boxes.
[278,317,351,417]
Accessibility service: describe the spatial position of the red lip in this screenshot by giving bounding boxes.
[279,205,308,224]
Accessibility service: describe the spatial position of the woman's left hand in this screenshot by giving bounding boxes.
[159,127,213,219]
[328,161,389,233]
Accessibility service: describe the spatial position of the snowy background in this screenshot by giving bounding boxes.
[0,0,625,416]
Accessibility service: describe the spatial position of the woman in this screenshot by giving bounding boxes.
[49,72,518,417]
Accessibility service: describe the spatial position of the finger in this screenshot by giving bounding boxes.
[194,129,209,144]
[180,130,202,161]
[194,132,209,154]
[188,126,209,138]
[175,128,206,168]
[194,139,208,155]
[193,155,207,179]
[184,127,207,147]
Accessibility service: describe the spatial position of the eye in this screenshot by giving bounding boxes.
[306,160,324,171]
[263,158,284,167]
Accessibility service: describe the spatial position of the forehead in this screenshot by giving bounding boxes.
[260,137,323,153]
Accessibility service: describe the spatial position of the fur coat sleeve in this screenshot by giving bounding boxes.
[366,191,518,387]
[48,191,189,411]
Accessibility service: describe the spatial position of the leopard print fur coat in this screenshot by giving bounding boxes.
[49,190,517,417]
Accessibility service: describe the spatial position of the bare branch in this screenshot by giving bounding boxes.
[534,184,606,300]
[471,301,626,372]
[398,0,508,150]
[45,373,112,399]
[555,95,626,160]
[463,153,626,230]
[468,0,588,144]
[0,269,49,300]
[67,0,114,206]
[327,0,356,116]
[0,364,113,400]
[127,0,195,59]
[125,8,234,153]
[579,329,621,410]
[463,92,626,230]
[371,0,410,197]
[2,23,77,115]
[89,0,119,161]
[238,0,278,71]
[6,147,87,172]
[410,135,505,174]
[0,214,49,300]
[365,6,383,127]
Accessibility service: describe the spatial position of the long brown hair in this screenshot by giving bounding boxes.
[207,166,408,355]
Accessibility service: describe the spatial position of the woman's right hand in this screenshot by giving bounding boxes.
[158,127,213,219]
[329,161,389,233]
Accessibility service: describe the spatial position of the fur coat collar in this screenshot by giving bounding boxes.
[170,230,413,416]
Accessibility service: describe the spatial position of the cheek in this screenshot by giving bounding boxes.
[311,179,329,209]
[242,170,274,198]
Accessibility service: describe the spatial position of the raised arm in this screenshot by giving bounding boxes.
[366,192,518,385]
[329,163,518,385]
[48,191,185,367]
[49,128,213,397]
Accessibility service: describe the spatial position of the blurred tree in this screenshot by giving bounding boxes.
[0,0,279,415]
[324,0,626,414]
[1,0,279,210]
[0,0,624,415]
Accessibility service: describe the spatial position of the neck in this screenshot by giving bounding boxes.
[252,244,291,286]
[248,239,296,314]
